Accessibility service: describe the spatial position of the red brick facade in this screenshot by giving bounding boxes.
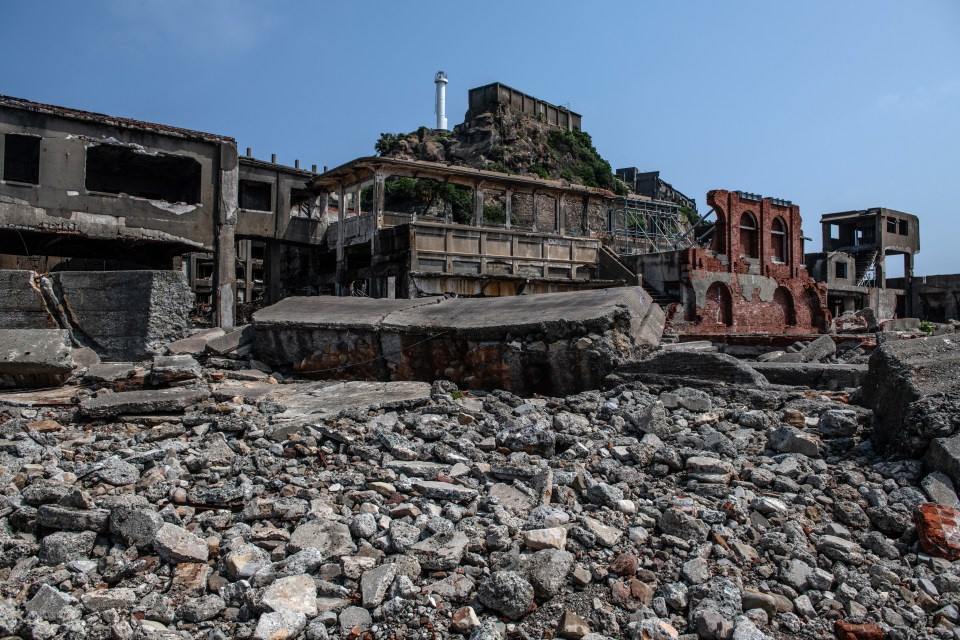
[666,190,830,334]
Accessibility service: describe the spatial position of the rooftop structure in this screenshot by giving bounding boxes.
[465,82,581,131]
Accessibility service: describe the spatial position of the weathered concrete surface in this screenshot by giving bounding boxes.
[860,335,960,456]
[80,387,210,418]
[750,362,866,391]
[926,436,960,489]
[0,270,194,362]
[0,329,76,387]
[253,288,664,395]
[774,334,837,363]
[612,350,768,388]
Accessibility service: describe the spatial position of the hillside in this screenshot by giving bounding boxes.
[375,103,628,196]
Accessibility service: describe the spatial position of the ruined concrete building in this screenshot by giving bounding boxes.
[0,95,321,328]
[804,207,919,322]
[465,82,582,131]
[615,168,698,215]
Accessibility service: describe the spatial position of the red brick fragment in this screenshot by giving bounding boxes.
[834,620,883,640]
[915,503,960,561]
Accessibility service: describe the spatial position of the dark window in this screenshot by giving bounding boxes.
[239,180,272,211]
[771,217,788,263]
[836,262,848,279]
[739,211,758,258]
[829,224,839,240]
[86,145,201,202]
[899,219,908,235]
[887,217,898,234]
[290,188,312,217]
[3,134,41,184]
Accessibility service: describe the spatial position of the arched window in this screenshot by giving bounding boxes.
[739,212,758,258]
[771,217,788,263]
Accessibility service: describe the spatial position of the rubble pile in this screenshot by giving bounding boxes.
[1,335,960,640]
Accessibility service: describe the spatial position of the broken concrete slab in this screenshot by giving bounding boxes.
[0,329,77,388]
[80,387,210,418]
[205,325,254,356]
[167,328,226,355]
[83,363,145,387]
[749,362,866,391]
[147,355,201,385]
[860,335,960,456]
[252,288,663,396]
[775,334,837,363]
[612,350,768,387]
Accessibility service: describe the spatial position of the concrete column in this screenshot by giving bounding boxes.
[266,241,283,304]
[904,253,915,317]
[336,182,346,296]
[877,250,886,289]
[214,142,238,329]
[505,190,512,229]
[556,191,565,235]
[473,181,485,226]
[531,190,538,232]
[316,192,329,221]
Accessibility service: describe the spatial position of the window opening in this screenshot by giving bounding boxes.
[239,180,272,211]
[3,134,41,184]
[86,145,201,202]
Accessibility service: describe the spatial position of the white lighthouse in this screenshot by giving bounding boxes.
[434,71,448,131]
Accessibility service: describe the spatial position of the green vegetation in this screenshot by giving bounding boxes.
[679,205,700,226]
[545,129,628,195]
[528,164,550,179]
[361,176,473,224]
[920,320,935,334]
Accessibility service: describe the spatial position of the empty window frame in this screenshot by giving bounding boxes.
[3,134,41,184]
[887,217,898,234]
[289,188,313,218]
[771,216,788,263]
[835,261,848,279]
[898,219,909,235]
[738,211,758,258]
[239,179,272,211]
[85,145,201,202]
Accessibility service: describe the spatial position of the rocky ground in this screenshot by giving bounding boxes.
[1,345,959,640]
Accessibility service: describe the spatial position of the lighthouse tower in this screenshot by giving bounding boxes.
[434,71,448,131]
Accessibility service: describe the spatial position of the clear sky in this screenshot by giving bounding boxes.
[2,1,958,276]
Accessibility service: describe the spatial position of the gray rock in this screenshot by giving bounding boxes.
[360,563,396,608]
[152,522,209,563]
[253,611,307,640]
[410,531,469,570]
[477,571,534,620]
[38,530,96,565]
[520,548,574,599]
[25,584,78,623]
[36,505,109,532]
[260,574,318,615]
[177,594,225,622]
[338,606,372,634]
[287,520,357,557]
[922,471,960,508]
[110,507,164,548]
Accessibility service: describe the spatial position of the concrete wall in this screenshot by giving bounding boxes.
[466,83,582,131]
[889,274,960,323]
[0,269,193,361]
[0,105,224,252]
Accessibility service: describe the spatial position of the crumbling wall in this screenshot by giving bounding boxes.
[0,270,193,361]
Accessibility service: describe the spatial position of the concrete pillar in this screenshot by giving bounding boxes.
[214,142,238,328]
[473,181,485,226]
[904,253,915,317]
[556,191,565,235]
[266,241,283,304]
[505,190,512,229]
[316,192,329,221]
[336,182,346,296]
[531,190,538,232]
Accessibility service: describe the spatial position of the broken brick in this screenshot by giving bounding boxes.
[915,503,960,561]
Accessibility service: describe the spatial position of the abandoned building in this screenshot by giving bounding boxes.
[622,190,830,336]
[465,83,581,131]
[0,94,324,328]
[615,168,698,215]
[805,207,919,321]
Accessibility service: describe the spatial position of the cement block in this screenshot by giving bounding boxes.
[0,329,76,388]
[614,350,768,387]
[205,325,253,355]
[80,387,210,418]
[861,335,960,456]
[252,288,664,395]
[167,328,225,355]
[749,362,866,390]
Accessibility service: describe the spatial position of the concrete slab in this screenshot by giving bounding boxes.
[750,362,866,390]
[167,328,225,355]
[0,329,76,388]
[861,335,960,456]
[252,288,663,396]
[205,325,254,355]
[614,350,768,387]
[80,387,210,418]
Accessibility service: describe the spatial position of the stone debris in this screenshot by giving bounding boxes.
[0,335,958,640]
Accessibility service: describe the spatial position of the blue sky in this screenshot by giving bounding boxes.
[2,1,958,276]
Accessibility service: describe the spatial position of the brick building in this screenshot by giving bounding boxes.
[625,189,830,335]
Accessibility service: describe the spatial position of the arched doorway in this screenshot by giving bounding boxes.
[803,288,827,331]
[704,282,733,327]
[772,286,796,327]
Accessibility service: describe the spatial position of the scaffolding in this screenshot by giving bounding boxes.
[606,197,703,255]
